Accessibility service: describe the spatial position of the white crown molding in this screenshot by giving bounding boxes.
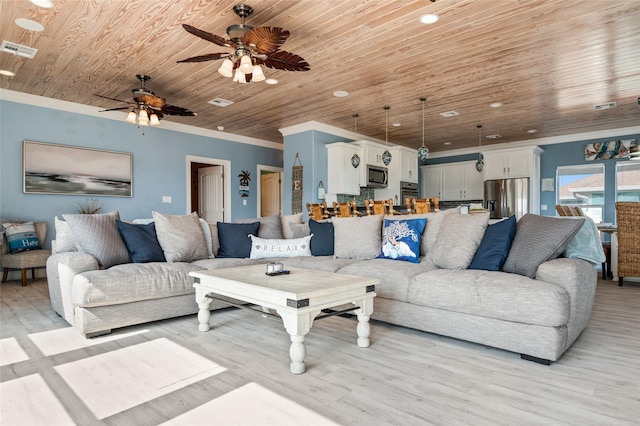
[279,120,388,145]
[0,89,282,150]
[424,126,640,159]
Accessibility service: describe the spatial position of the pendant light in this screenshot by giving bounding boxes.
[351,113,361,168]
[417,97,430,161]
[475,124,484,172]
[382,106,392,166]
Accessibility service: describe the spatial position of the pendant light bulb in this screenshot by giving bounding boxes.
[417,97,430,161]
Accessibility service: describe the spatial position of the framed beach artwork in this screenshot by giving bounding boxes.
[584,139,636,161]
[23,141,133,197]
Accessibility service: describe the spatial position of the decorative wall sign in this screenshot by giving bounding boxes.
[584,139,636,161]
[238,170,251,197]
[23,140,132,197]
[291,153,303,214]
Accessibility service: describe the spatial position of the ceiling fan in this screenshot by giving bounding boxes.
[96,74,196,127]
[177,3,310,83]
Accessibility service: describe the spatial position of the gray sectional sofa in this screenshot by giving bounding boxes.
[46,208,601,364]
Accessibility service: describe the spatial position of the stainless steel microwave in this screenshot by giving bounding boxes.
[366,164,388,188]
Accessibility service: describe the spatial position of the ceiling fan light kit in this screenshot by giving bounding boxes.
[178,3,310,84]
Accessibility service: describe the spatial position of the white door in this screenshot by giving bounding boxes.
[261,172,281,217]
[198,166,224,223]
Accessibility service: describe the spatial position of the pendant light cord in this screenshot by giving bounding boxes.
[384,106,390,146]
[421,98,426,147]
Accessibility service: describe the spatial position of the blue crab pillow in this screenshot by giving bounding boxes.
[377,218,427,263]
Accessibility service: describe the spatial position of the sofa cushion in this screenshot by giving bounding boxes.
[469,215,516,271]
[216,222,260,258]
[236,214,283,239]
[116,221,166,263]
[308,219,334,256]
[427,212,489,269]
[2,222,41,253]
[338,258,436,303]
[391,208,459,256]
[152,211,209,263]
[72,262,202,307]
[408,269,569,327]
[502,214,584,278]
[377,218,427,263]
[249,234,312,259]
[54,216,77,252]
[281,213,304,239]
[277,256,361,273]
[63,211,130,268]
[289,222,311,238]
[332,215,382,259]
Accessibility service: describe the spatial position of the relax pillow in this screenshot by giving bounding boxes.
[216,222,260,258]
[468,215,516,271]
[116,220,166,263]
[377,218,427,263]
[249,234,312,259]
[152,211,209,262]
[502,214,585,278]
[332,215,383,259]
[281,213,304,239]
[308,219,334,256]
[2,222,41,254]
[236,214,283,239]
[427,212,489,269]
[63,211,130,268]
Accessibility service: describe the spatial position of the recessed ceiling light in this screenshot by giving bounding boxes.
[419,14,439,24]
[15,18,44,32]
[489,102,502,108]
[333,90,349,97]
[527,129,538,134]
[443,142,452,145]
[392,122,401,127]
[440,111,459,117]
[265,78,278,85]
[486,134,502,139]
[29,0,54,8]
[0,70,15,76]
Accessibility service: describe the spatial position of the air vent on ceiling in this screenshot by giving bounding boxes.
[208,98,234,107]
[486,134,502,139]
[593,102,617,110]
[439,111,459,117]
[1,40,38,58]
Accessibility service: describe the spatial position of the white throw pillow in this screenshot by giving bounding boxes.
[152,211,209,262]
[332,214,383,259]
[249,234,312,259]
[54,216,77,253]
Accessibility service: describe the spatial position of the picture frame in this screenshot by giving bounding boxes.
[584,139,636,161]
[23,141,133,197]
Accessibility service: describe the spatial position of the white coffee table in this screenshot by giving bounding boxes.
[190,264,378,374]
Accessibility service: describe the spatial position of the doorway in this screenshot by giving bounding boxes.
[187,155,231,223]
[257,165,284,217]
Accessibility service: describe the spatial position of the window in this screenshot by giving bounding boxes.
[556,164,604,222]
[616,161,640,201]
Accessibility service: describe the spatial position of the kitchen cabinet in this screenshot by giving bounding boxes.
[326,142,360,195]
[375,146,418,202]
[352,140,389,187]
[483,147,542,180]
[421,161,483,201]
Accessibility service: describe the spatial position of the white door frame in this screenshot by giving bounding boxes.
[257,164,284,217]
[186,155,232,222]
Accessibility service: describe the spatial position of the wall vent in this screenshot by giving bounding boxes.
[1,40,38,58]
[439,111,459,117]
[593,102,617,110]
[208,98,234,107]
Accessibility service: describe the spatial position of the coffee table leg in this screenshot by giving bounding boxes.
[355,297,374,348]
[195,287,212,332]
[278,310,320,374]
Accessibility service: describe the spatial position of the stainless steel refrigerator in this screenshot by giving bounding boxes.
[484,178,529,220]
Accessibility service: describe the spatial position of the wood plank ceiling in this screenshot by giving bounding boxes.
[1,0,639,152]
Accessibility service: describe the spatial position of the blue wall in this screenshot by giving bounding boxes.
[0,99,283,247]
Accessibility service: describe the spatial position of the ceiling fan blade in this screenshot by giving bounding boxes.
[161,104,197,116]
[99,106,131,112]
[242,26,290,54]
[177,53,230,63]
[257,50,310,72]
[182,24,230,47]
[94,94,130,104]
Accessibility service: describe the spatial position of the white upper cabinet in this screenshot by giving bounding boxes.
[421,165,443,199]
[483,147,542,180]
[326,142,361,195]
[421,161,483,201]
[352,140,389,186]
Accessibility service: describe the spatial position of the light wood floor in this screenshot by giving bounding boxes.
[1,278,639,425]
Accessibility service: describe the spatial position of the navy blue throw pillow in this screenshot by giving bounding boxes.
[468,215,516,271]
[116,220,166,263]
[308,219,334,256]
[216,222,260,258]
